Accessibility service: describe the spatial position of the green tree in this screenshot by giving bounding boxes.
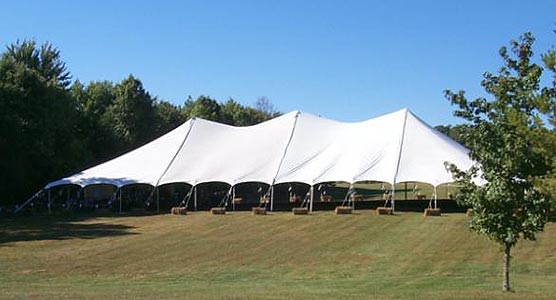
[445,32,556,292]
[71,80,120,163]
[105,75,157,150]
[76,80,116,117]
[181,95,281,126]
[182,95,222,121]
[4,40,71,88]
[154,100,185,134]
[221,98,268,126]
[434,124,473,148]
[0,41,87,204]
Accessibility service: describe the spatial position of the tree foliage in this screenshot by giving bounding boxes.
[106,75,157,149]
[434,124,473,148]
[4,40,71,88]
[182,95,276,126]
[154,100,186,134]
[444,32,556,291]
[182,95,222,121]
[0,41,88,204]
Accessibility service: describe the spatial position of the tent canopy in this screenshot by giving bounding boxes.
[45,109,475,190]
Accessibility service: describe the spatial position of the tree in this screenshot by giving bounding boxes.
[221,98,269,126]
[154,100,185,134]
[105,75,157,150]
[182,95,222,121]
[71,80,120,163]
[0,41,88,204]
[76,80,116,117]
[4,40,71,88]
[434,124,473,148]
[444,32,556,292]
[179,95,282,126]
[255,96,279,118]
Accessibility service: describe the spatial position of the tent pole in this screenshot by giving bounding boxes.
[14,189,42,214]
[309,185,314,212]
[47,188,52,214]
[434,186,437,209]
[404,182,407,201]
[156,187,160,213]
[194,186,197,211]
[232,186,235,211]
[350,183,355,211]
[76,187,80,208]
[270,185,274,212]
[66,186,69,210]
[391,183,396,213]
[119,187,122,214]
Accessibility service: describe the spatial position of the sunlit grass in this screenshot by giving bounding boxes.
[1,211,554,299]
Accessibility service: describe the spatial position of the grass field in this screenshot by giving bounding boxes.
[1,211,555,299]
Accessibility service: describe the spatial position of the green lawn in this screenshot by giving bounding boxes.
[333,181,459,200]
[1,211,555,299]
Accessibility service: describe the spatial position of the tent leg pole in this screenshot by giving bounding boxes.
[48,189,52,214]
[352,184,355,211]
[194,186,197,211]
[156,187,160,213]
[392,184,396,213]
[270,185,274,212]
[66,187,70,210]
[232,186,235,211]
[309,185,314,212]
[434,186,437,209]
[119,188,122,214]
[76,187,80,209]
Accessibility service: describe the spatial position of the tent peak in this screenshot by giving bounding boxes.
[395,107,411,115]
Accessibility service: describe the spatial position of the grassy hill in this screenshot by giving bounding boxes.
[1,211,555,299]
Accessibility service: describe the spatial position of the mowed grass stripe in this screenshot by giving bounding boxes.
[1,211,555,299]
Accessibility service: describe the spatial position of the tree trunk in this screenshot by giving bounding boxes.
[503,244,511,292]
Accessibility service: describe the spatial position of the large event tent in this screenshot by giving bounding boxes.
[42,108,475,211]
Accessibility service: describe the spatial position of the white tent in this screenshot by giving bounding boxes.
[44,108,475,210]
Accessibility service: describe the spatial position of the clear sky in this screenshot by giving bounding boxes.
[2,1,555,125]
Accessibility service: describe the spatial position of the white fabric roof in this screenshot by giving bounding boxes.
[45,109,475,189]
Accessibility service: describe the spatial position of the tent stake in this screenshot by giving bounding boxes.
[309,185,314,212]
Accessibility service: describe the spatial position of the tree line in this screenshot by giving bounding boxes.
[0,40,279,205]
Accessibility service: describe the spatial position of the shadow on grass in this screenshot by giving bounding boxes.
[0,214,137,246]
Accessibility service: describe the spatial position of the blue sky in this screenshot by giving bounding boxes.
[2,1,555,125]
